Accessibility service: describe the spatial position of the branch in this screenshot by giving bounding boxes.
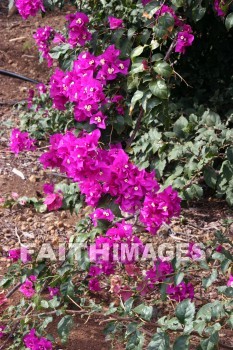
[126,108,144,148]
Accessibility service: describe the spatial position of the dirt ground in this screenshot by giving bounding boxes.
[0,3,233,350]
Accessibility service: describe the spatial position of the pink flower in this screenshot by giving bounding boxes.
[11,192,19,199]
[90,208,115,226]
[15,0,45,19]
[48,287,59,299]
[167,282,194,301]
[44,192,63,211]
[19,276,36,298]
[216,245,223,252]
[24,329,52,350]
[89,278,101,292]
[10,128,36,154]
[108,17,123,29]
[175,31,194,54]
[33,27,54,67]
[8,247,31,263]
[187,243,202,261]
[214,0,227,16]
[227,275,233,288]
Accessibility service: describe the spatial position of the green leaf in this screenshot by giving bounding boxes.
[131,45,145,59]
[175,272,184,286]
[203,167,217,189]
[202,269,217,289]
[225,13,233,31]
[173,335,189,350]
[131,90,144,109]
[57,315,74,343]
[149,79,169,99]
[173,116,188,138]
[175,300,195,325]
[199,331,219,350]
[133,304,153,321]
[147,332,170,350]
[227,147,233,163]
[153,62,173,78]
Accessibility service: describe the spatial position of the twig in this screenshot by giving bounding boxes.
[6,282,22,298]
[126,108,144,148]
[164,37,177,61]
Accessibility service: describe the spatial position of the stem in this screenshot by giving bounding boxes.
[126,108,144,148]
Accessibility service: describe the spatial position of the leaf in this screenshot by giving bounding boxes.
[147,332,170,350]
[203,167,217,189]
[175,299,195,325]
[226,13,233,31]
[149,79,169,99]
[202,269,217,289]
[57,315,74,343]
[133,304,153,321]
[175,272,184,286]
[199,331,219,350]
[153,62,173,78]
[131,45,145,59]
[227,147,233,163]
[173,116,188,137]
[131,90,144,110]
[173,335,189,350]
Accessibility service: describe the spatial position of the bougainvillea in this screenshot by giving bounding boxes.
[10,128,36,153]
[15,0,45,19]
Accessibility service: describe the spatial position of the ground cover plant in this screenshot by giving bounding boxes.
[0,0,233,349]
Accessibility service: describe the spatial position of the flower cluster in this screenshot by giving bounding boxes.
[140,186,181,234]
[108,16,123,29]
[15,0,45,19]
[40,129,180,231]
[214,0,228,16]
[227,274,233,287]
[146,259,174,288]
[88,221,144,291]
[24,329,52,350]
[43,183,63,211]
[90,208,115,226]
[66,12,92,47]
[19,275,37,298]
[167,282,194,301]
[8,247,31,263]
[10,128,36,154]
[33,26,54,67]
[40,129,180,233]
[50,45,130,128]
[154,5,194,54]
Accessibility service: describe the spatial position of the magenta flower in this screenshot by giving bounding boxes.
[15,0,45,19]
[214,0,227,16]
[8,247,31,263]
[216,245,223,252]
[48,287,59,299]
[66,12,92,47]
[19,276,37,298]
[33,27,54,67]
[27,89,34,109]
[90,208,115,226]
[43,183,54,194]
[108,16,123,29]
[227,274,233,288]
[37,83,47,94]
[24,329,52,350]
[10,128,36,154]
[89,278,101,292]
[167,282,194,301]
[175,30,194,54]
[187,243,202,261]
[43,184,63,211]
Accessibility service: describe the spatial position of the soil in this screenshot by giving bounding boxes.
[0,3,233,350]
